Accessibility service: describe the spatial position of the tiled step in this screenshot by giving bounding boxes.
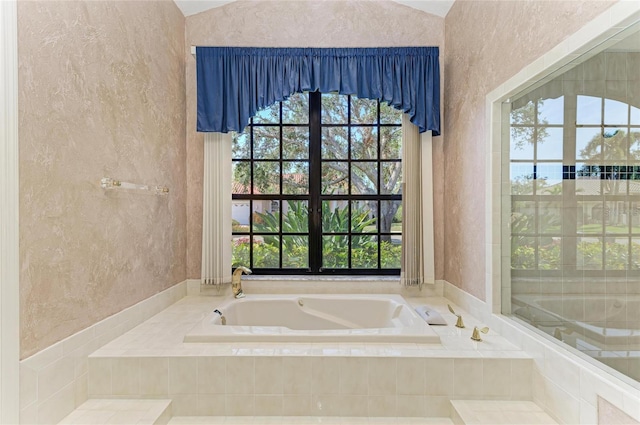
[168,418,454,424]
[450,400,557,425]
[58,399,172,425]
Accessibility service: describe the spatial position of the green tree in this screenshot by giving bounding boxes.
[233,93,402,235]
[578,129,640,227]
[510,100,550,150]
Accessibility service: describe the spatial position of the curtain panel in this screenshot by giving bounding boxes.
[401,116,435,287]
[196,46,440,135]
[202,132,232,285]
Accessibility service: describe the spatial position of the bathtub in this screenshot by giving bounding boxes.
[183,294,440,343]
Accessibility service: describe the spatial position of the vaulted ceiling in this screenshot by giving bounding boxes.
[173,0,455,18]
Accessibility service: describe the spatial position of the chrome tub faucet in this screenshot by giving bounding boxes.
[232,266,251,298]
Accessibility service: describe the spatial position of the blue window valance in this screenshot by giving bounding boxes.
[196,46,440,135]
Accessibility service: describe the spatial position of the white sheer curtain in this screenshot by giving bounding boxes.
[201,132,232,285]
[401,115,435,287]
[200,120,435,286]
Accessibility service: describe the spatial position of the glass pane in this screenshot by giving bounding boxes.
[322,236,348,268]
[577,237,603,270]
[539,201,562,234]
[322,127,348,159]
[630,165,640,180]
[352,163,378,194]
[322,201,348,233]
[538,237,561,270]
[381,127,402,159]
[282,93,308,124]
[539,97,564,125]
[232,161,251,194]
[576,128,602,161]
[536,163,563,195]
[510,163,534,195]
[351,97,377,124]
[232,129,250,159]
[604,99,628,125]
[282,200,308,233]
[512,201,535,234]
[283,162,309,195]
[537,127,563,160]
[381,235,402,268]
[605,238,628,270]
[578,201,603,234]
[351,127,378,160]
[232,236,250,268]
[352,235,378,268]
[510,100,536,126]
[351,201,377,233]
[632,238,640,269]
[253,103,279,124]
[576,163,602,180]
[605,201,629,233]
[282,236,308,268]
[602,128,628,161]
[253,162,280,194]
[253,126,280,159]
[577,95,602,125]
[631,105,640,125]
[632,202,640,231]
[381,162,401,194]
[231,200,251,230]
[253,200,280,233]
[511,237,535,269]
[282,127,309,160]
[510,127,534,160]
[631,131,640,159]
[380,102,401,124]
[322,162,348,195]
[322,93,348,124]
[382,200,402,234]
[253,236,279,268]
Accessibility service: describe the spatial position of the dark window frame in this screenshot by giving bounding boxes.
[232,91,402,275]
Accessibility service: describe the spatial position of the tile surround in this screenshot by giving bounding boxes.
[19,281,187,424]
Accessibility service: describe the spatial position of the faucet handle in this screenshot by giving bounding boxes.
[470,326,489,341]
[448,304,465,328]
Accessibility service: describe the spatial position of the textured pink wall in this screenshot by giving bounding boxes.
[185,0,445,280]
[443,0,616,300]
[18,1,186,358]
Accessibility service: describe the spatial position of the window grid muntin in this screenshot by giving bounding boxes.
[320,93,401,271]
[511,95,640,273]
[232,92,402,274]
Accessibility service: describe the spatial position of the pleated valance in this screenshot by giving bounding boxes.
[196,47,440,135]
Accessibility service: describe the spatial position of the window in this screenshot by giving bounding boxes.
[510,93,640,272]
[231,92,402,274]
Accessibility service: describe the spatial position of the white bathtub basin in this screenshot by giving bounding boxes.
[184,294,440,343]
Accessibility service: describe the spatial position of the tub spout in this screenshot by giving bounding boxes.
[232,266,251,298]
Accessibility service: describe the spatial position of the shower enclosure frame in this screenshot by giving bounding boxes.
[0,0,20,422]
[485,2,640,387]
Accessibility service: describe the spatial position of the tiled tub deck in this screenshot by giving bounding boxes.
[87,295,533,417]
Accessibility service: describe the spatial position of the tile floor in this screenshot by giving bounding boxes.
[58,399,171,424]
[168,417,454,424]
